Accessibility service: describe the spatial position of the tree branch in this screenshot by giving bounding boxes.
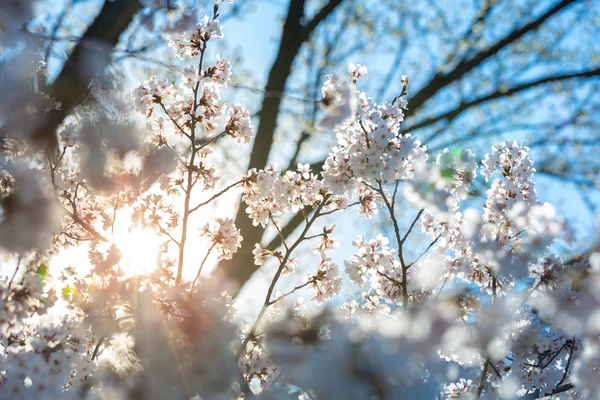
[299,0,345,45]
[29,0,142,156]
[523,383,575,399]
[407,68,600,133]
[215,0,345,295]
[406,0,580,115]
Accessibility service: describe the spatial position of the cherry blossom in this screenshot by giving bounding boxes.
[200,217,243,260]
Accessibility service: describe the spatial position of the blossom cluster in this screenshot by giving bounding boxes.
[242,163,327,227]
[0,277,95,399]
[168,16,224,59]
[344,235,402,300]
[322,99,428,195]
[305,245,343,306]
[200,217,242,260]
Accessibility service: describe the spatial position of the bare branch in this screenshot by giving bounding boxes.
[407,0,580,114]
[28,0,142,156]
[407,68,600,134]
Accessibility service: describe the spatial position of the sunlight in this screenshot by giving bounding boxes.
[113,228,162,276]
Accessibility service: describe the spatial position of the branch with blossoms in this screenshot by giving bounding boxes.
[132,5,253,288]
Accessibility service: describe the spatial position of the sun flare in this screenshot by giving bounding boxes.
[112,228,163,276]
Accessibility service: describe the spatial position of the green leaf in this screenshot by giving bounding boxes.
[36,264,48,289]
[441,168,455,180]
[37,264,48,280]
[450,146,462,158]
[62,285,74,300]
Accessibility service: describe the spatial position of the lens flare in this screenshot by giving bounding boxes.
[114,228,162,276]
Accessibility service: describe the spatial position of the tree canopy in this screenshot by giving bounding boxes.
[0,0,599,398]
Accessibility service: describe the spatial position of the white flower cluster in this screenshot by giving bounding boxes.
[441,378,474,399]
[1,1,594,395]
[206,55,232,86]
[132,193,179,233]
[540,253,600,398]
[348,63,368,82]
[238,332,280,391]
[200,217,242,260]
[305,251,343,306]
[242,163,326,227]
[58,122,78,148]
[194,82,227,136]
[168,16,224,59]
[482,140,537,222]
[507,308,573,394]
[0,277,95,399]
[345,235,402,301]
[318,76,357,130]
[133,51,241,141]
[133,76,175,118]
[436,148,478,200]
[321,74,427,195]
[224,105,254,144]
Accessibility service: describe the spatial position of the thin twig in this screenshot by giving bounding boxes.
[91,336,105,360]
[303,233,326,241]
[188,179,245,214]
[8,255,23,289]
[487,360,502,378]
[237,198,329,359]
[175,40,208,285]
[556,338,576,388]
[190,243,216,295]
[63,207,109,242]
[477,358,490,399]
[159,227,180,245]
[401,208,425,244]
[269,216,289,251]
[319,201,361,216]
[268,280,314,306]
[407,234,441,269]
[376,180,409,307]
[157,100,190,140]
[376,270,403,288]
[391,180,400,210]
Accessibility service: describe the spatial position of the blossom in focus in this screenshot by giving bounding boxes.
[225,105,255,144]
[201,218,243,260]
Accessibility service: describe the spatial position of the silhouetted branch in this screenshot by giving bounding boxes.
[407,0,580,115]
[407,68,600,133]
[30,0,142,157]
